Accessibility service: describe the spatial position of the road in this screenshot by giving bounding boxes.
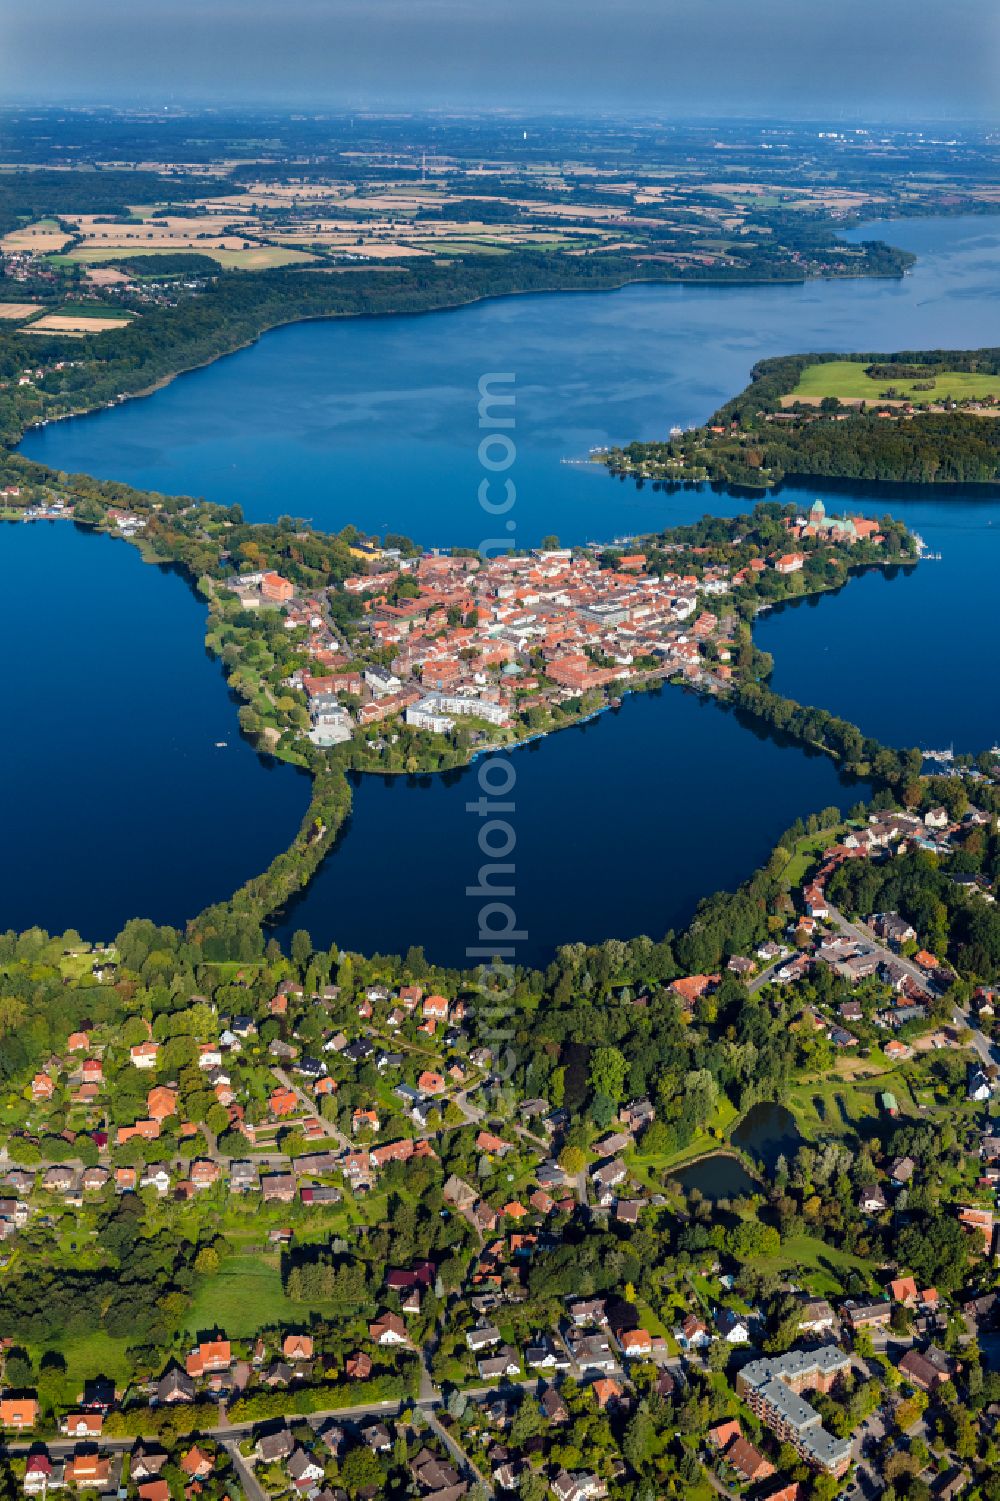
[748,903,938,1001]
[747,900,997,1075]
[2,1392,496,1494]
[823,901,934,998]
[748,958,784,994]
[222,1439,269,1501]
[826,901,1000,1067]
[423,1406,494,1495]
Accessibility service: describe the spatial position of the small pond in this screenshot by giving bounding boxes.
[674,1152,760,1201]
[730,1101,802,1171]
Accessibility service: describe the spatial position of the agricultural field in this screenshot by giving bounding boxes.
[0,219,72,252]
[0,302,43,320]
[21,312,134,334]
[61,242,317,270]
[201,245,318,270]
[789,358,1000,404]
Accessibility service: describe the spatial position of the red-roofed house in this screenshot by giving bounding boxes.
[422,994,449,1022]
[709,1420,741,1451]
[186,1339,231,1377]
[262,572,294,604]
[619,1329,652,1358]
[283,1334,314,1361]
[147,1086,178,1121]
[669,974,719,1006]
[774,552,804,575]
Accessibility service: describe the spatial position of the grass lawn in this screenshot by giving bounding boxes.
[29,1329,134,1392]
[787,1058,904,1140]
[629,1097,740,1183]
[786,1054,938,1145]
[780,826,846,887]
[634,1298,669,1338]
[200,960,266,981]
[186,1253,302,1337]
[56,303,132,320]
[754,1233,876,1295]
[791,360,1000,404]
[430,241,510,257]
[58,950,106,982]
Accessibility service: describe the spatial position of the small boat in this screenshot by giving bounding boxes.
[214,741,228,748]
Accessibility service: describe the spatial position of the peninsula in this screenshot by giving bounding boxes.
[601,347,1000,490]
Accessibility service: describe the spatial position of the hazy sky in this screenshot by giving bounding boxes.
[3,0,998,120]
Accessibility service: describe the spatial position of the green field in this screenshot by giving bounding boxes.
[791,359,1000,403]
[751,1233,876,1295]
[56,303,133,320]
[185,1253,303,1336]
[205,246,317,270]
[28,1328,134,1392]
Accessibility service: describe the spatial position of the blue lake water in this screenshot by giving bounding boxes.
[20,216,1000,549]
[0,521,309,940]
[754,486,1000,753]
[7,214,1000,956]
[270,689,869,968]
[647,476,999,754]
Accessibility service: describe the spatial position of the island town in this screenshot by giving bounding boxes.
[0,461,911,779]
[213,499,903,764]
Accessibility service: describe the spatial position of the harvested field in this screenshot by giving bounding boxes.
[84,267,132,286]
[22,313,135,333]
[1,223,72,252]
[203,246,317,269]
[0,302,44,320]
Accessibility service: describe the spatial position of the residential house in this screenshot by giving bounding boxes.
[60,1413,103,1438]
[899,1346,954,1393]
[465,1326,502,1353]
[186,1339,231,1378]
[283,1335,314,1361]
[155,1367,196,1404]
[842,1299,892,1331]
[477,1346,521,1380]
[716,1308,751,1343]
[369,1313,408,1346]
[0,1397,39,1429]
[858,1184,887,1214]
[256,1429,295,1464]
[619,1329,652,1358]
